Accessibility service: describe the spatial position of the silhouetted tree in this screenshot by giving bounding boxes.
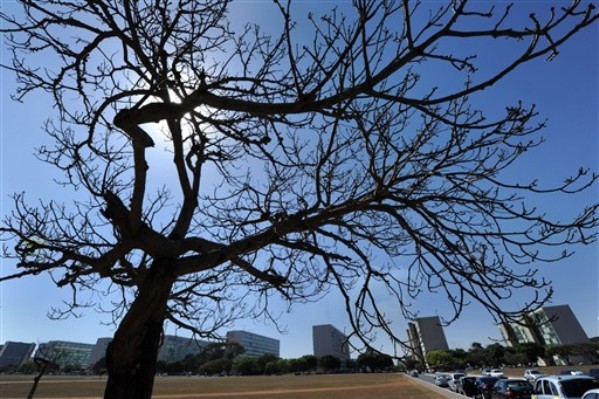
[1,2,597,398]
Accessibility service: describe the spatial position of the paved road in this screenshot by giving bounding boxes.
[409,374,466,399]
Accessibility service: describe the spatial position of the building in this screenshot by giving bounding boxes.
[312,324,350,361]
[87,335,208,366]
[499,304,590,365]
[157,335,208,362]
[88,337,112,367]
[35,340,94,368]
[500,305,589,347]
[226,330,280,358]
[406,316,449,367]
[0,341,36,368]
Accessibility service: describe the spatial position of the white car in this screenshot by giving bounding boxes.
[582,388,599,399]
[524,369,546,381]
[583,388,599,399]
[447,372,466,392]
[489,369,504,378]
[532,375,599,399]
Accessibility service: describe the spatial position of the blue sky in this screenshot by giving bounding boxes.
[0,1,597,360]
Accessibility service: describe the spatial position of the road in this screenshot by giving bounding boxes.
[409,373,467,399]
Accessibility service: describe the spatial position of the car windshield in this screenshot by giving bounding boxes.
[529,371,540,375]
[560,379,599,397]
[507,381,530,389]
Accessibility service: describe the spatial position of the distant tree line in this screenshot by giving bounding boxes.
[410,340,599,371]
[150,346,396,376]
[8,341,396,377]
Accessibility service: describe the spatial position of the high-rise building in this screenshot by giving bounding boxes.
[312,324,350,361]
[0,341,36,368]
[406,316,449,367]
[226,330,280,358]
[35,341,94,368]
[500,304,589,347]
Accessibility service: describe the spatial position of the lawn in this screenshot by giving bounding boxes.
[0,373,446,399]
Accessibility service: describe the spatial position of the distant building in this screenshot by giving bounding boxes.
[500,304,589,347]
[0,341,36,368]
[499,304,590,365]
[226,330,280,358]
[406,316,449,367]
[88,337,112,367]
[312,324,350,361]
[86,335,208,365]
[157,335,209,362]
[35,341,94,368]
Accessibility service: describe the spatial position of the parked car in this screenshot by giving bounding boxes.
[448,372,466,392]
[490,378,533,399]
[489,369,504,378]
[408,369,419,377]
[559,370,586,376]
[435,373,451,387]
[582,388,599,399]
[474,376,501,399]
[459,376,479,397]
[524,370,547,381]
[531,375,599,399]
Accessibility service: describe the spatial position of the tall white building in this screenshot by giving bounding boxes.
[226,330,280,358]
[312,324,350,361]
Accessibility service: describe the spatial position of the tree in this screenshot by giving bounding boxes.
[234,357,260,376]
[484,343,506,367]
[467,343,487,368]
[198,358,232,375]
[288,357,309,374]
[1,2,597,398]
[300,355,319,373]
[318,355,341,373]
[357,350,394,372]
[425,350,454,368]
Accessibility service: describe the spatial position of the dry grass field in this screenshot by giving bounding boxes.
[0,373,446,399]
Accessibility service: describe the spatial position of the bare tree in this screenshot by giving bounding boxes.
[1,1,597,398]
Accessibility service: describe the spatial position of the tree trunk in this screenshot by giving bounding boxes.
[103,263,176,399]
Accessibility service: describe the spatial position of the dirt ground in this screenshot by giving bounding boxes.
[0,373,446,399]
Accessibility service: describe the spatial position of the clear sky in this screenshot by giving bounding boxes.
[0,1,597,360]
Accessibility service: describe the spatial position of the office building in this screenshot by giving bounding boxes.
[87,335,208,365]
[88,337,112,367]
[312,324,350,361]
[0,341,36,368]
[35,340,94,368]
[406,316,449,367]
[500,304,589,347]
[158,335,208,362]
[226,330,280,358]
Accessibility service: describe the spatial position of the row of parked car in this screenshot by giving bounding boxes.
[427,369,599,399]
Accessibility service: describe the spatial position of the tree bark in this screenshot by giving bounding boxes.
[103,262,176,399]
